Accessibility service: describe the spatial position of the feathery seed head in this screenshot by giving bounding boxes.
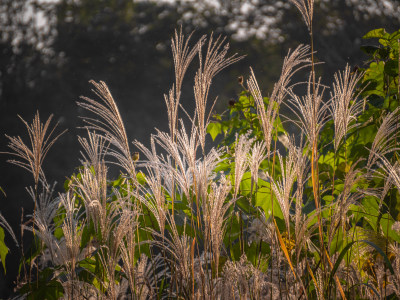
[5,111,66,186]
[289,0,314,32]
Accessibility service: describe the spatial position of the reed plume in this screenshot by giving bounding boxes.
[248,140,267,193]
[78,130,108,173]
[233,133,253,197]
[330,64,365,151]
[288,0,314,32]
[166,28,205,140]
[72,164,108,233]
[0,212,18,246]
[194,34,244,150]
[267,137,308,235]
[247,45,311,154]
[287,77,330,146]
[202,175,233,278]
[4,112,66,186]
[78,81,136,177]
[368,107,400,168]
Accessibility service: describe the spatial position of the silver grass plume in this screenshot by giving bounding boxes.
[173,119,201,200]
[102,189,135,255]
[247,140,267,193]
[289,0,314,32]
[287,76,330,146]
[194,34,244,150]
[328,160,364,247]
[98,246,120,300]
[144,128,193,197]
[78,130,108,174]
[193,147,224,205]
[221,254,270,299]
[135,127,193,209]
[247,69,275,155]
[202,174,233,277]
[4,111,66,186]
[175,119,199,180]
[58,192,84,297]
[25,184,60,264]
[128,253,166,299]
[234,133,253,197]
[367,107,400,168]
[267,137,307,234]
[97,195,135,300]
[72,164,108,233]
[150,216,192,289]
[247,45,311,154]
[166,28,205,140]
[135,159,167,235]
[272,45,312,100]
[78,81,136,178]
[134,132,181,198]
[59,192,83,269]
[288,138,315,264]
[136,121,223,209]
[173,119,225,206]
[0,201,18,246]
[329,64,365,152]
[119,213,147,298]
[378,155,400,193]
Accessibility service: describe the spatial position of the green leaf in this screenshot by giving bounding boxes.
[207,122,222,141]
[246,241,259,265]
[384,59,398,77]
[79,257,97,274]
[254,185,284,221]
[136,172,146,185]
[389,29,400,41]
[0,227,9,273]
[363,28,389,40]
[80,221,94,250]
[239,172,252,196]
[360,45,380,55]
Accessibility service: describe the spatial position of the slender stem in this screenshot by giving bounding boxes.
[398,39,400,99]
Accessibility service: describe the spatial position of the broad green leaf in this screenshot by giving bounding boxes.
[363,28,389,40]
[384,59,398,76]
[389,29,400,41]
[207,122,222,141]
[254,186,284,220]
[239,172,252,196]
[136,171,146,185]
[360,45,380,55]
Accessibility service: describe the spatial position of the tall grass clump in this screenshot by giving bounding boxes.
[2,3,400,299]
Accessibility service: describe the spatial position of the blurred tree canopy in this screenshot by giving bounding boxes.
[0,0,399,296]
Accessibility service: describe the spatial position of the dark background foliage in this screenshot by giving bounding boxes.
[0,0,399,296]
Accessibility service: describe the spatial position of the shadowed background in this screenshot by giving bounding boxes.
[0,0,399,297]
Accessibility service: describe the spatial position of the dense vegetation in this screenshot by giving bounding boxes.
[1,0,400,298]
